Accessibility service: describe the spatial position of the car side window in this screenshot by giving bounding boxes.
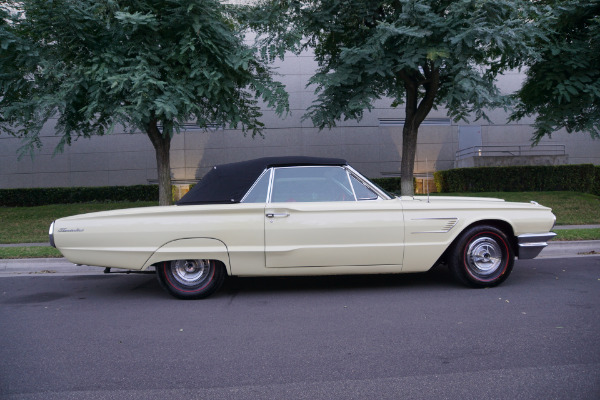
[241,169,271,203]
[350,174,379,200]
[271,166,355,202]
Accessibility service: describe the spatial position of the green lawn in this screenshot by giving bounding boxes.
[0,192,598,259]
[0,201,157,244]
[432,191,600,225]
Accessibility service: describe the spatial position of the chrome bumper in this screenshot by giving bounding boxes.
[517,232,557,259]
[49,221,56,248]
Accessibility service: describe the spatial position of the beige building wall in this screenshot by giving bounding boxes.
[1,52,599,189]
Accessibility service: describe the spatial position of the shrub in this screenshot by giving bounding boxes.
[593,166,600,196]
[370,177,400,193]
[434,164,597,193]
[370,177,417,194]
[0,185,159,207]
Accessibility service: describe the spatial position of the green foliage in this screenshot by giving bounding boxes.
[0,0,288,149]
[0,185,158,207]
[510,1,600,142]
[249,0,543,195]
[0,0,289,205]
[434,164,597,193]
[253,0,540,127]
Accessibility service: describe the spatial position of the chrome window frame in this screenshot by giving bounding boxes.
[348,173,378,201]
[268,165,355,203]
[241,165,392,204]
[240,168,273,203]
[345,166,392,200]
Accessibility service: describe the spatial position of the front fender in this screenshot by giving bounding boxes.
[142,238,231,275]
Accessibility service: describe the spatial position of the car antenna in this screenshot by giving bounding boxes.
[426,157,430,203]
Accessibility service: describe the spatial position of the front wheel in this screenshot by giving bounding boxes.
[448,225,514,288]
[156,259,225,299]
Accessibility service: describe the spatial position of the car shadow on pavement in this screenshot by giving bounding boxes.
[219,264,457,298]
[5,265,458,302]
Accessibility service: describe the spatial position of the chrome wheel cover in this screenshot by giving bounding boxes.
[170,259,212,286]
[465,237,503,277]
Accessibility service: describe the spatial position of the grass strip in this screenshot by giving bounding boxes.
[552,228,600,241]
[0,246,63,259]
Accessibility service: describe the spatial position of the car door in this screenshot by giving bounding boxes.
[264,166,404,268]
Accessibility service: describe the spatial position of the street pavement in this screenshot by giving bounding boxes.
[1,256,598,399]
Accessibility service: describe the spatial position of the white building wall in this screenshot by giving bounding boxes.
[1,51,599,189]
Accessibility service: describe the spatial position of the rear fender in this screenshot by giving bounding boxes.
[142,238,231,275]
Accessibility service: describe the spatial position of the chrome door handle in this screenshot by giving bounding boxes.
[266,212,290,218]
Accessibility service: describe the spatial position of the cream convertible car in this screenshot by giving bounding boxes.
[50,156,556,299]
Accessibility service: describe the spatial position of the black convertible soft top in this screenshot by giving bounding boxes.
[176,156,347,205]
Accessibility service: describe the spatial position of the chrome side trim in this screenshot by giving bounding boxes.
[517,232,557,259]
[411,218,459,234]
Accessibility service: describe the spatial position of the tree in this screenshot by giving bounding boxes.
[0,0,287,205]
[510,0,600,143]
[250,0,541,195]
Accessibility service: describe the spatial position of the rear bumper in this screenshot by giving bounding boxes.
[49,221,56,248]
[517,232,557,259]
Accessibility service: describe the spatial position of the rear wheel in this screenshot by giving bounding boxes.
[448,225,514,288]
[156,259,225,299]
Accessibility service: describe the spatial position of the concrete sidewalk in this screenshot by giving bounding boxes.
[536,240,599,258]
[553,224,600,230]
[1,240,598,277]
[0,258,131,276]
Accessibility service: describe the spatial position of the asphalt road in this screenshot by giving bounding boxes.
[1,257,599,400]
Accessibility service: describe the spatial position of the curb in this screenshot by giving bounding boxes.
[1,240,598,277]
[536,240,600,259]
[0,258,120,276]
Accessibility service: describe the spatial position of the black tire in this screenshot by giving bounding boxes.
[448,225,514,288]
[155,259,225,299]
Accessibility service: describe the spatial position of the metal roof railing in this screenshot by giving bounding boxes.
[455,144,566,160]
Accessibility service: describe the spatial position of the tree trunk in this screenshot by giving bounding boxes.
[400,76,420,197]
[400,123,418,196]
[146,119,173,206]
[398,66,440,196]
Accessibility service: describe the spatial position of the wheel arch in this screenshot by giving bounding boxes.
[441,219,517,264]
[142,237,232,275]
